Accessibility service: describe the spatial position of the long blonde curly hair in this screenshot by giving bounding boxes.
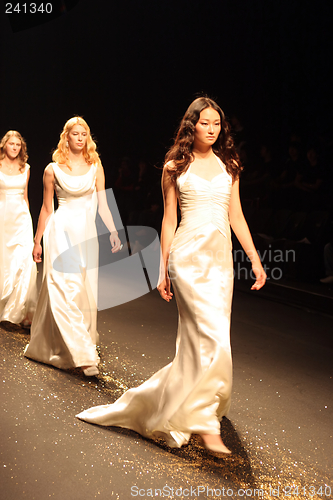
[0,131,28,172]
[52,116,101,169]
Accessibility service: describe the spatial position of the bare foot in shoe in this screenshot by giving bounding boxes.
[200,434,231,454]
[81,366,99,376]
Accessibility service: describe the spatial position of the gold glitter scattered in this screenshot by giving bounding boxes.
[1,322,331,500]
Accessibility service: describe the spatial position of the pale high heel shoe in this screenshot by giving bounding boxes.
[21,319,32,329]
[82,366,99,376]
[199,435,231,456]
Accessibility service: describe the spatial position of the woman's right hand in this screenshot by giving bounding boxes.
[157,275,173,302]
[251,261,266,290]
[33,242,43,263]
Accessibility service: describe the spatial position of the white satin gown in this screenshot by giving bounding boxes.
[77,157,234,448]
[24,163,99,369]
[0,166,37,324]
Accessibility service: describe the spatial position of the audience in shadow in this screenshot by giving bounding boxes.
[230,125,332,284]
[113,125,332,286]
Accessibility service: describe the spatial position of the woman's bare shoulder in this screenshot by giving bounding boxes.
[163,161,177,179]
[164,160,175,170]
[44,163,56,177]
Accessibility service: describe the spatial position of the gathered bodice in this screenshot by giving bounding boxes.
[52,163,97,214]
[170,158,233,252]
[0,167,29,198]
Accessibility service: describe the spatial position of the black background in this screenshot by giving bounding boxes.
[0,0,332,221]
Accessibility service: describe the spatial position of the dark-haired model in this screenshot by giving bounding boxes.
[77,98,266,455]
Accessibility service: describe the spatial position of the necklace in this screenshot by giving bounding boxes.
[1,161,17,174]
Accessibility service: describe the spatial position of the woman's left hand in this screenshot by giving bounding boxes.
[110,232,122,253]
[251,263,267,290]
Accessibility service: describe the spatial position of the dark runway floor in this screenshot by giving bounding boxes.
[1,288,332,500]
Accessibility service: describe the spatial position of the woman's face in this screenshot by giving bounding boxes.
[4,136,21,160]
[194,107,221,147]
[307,148,317,165]
[67,124,88,152]
[288,145,299,162]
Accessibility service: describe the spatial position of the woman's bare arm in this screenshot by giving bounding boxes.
[229,179,266,290]
[95,164,121,252]
[23,166,30,209]
[157,166,178,301]
[32,165,55,262]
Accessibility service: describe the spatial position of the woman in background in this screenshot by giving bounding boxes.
[0,131,37,326]
[24,117,121,376]
[76,98,266,454]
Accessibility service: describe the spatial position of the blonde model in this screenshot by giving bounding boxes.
[0,131,37,326]
[25,117,121,376]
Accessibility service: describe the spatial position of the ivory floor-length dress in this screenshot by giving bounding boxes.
[24,163,99,369]
[77,157,234,447]
[0,166,37,324]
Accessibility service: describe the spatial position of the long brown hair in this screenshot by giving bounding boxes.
[165,97,242,181]
[0,131,28,172]
[52,116,101,169]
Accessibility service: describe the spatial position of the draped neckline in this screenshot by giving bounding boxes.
[0,168,27,177]
[53,163,94,177]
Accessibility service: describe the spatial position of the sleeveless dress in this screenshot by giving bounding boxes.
[0,166,37,324]
[24,163,100,369]
[76,157,234,447]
